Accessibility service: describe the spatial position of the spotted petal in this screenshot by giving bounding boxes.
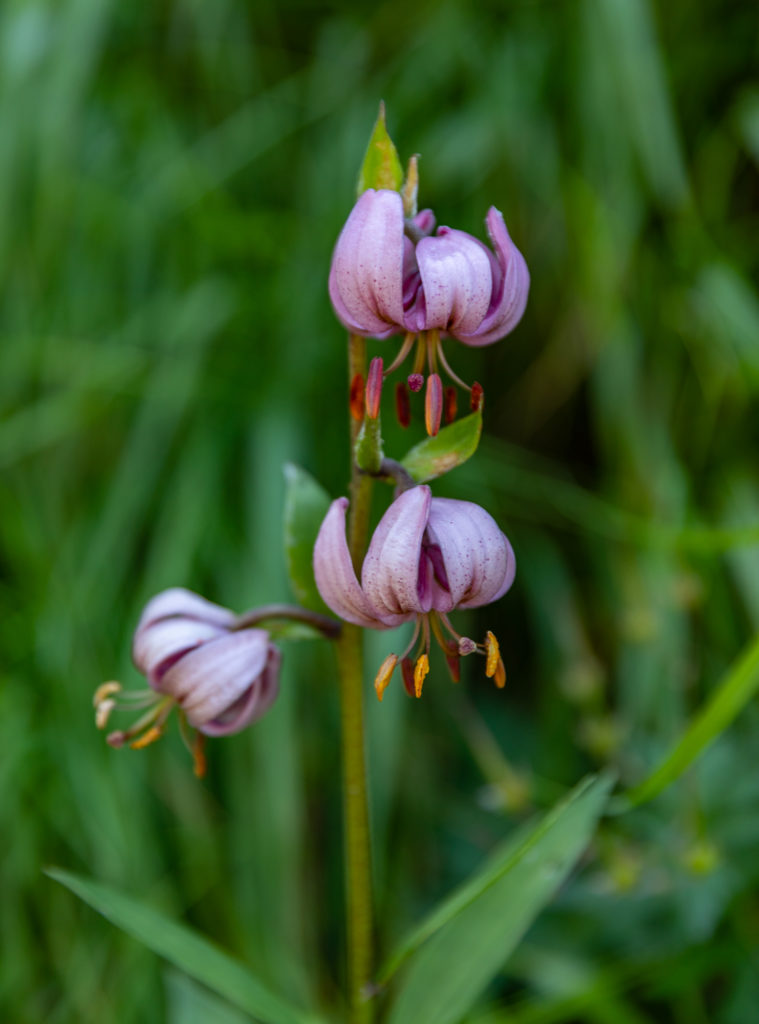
[410,228,493,335]
[362,485,433,617]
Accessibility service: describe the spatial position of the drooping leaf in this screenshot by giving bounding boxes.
[384,774,613,1024]
[283,463,331,613]
[47,869,322,1024]
[618,632,759,809]
[401,410,482,483]
[165,969,252,1024]
[357,101,403,195]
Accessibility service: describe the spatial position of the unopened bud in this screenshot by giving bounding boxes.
[350,373,365,422]
[425,373,443,437]
[408,373,424,393]
[395,381,411,428]
[374,653,398,702]
[444,386,457,425]
[366,356,383,419]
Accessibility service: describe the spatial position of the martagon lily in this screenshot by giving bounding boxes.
[313,484,515,699]
[328,188,529,433]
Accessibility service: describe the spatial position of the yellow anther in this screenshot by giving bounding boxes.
[130,725,163,750]
[484,631,500,678]
[494,658,506,689]
[374,653,398,702]
[413,653,429,698]
[95,698,116,730]
[93,681,122,707]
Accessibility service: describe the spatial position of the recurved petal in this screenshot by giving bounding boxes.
[458,208,529,347]
[135,587,236,632]
[413,229,492,336]
[425,498,515,610]
[197,643,281,736]
[362,485,432,617]
[328,189,406,337]
[133,617,230,684]
[161,629,271,727]
[313,498,391,628]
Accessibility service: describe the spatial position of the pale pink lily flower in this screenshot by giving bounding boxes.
[313,485,514,698]
[328,188,529,431]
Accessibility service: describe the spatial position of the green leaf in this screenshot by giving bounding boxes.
[401,411,482,483]
[357,101,403,195]
[283,463,331,613]
[354,414,384,474]
[47,869,322,1024]
[165,969,253,1024]
[618,631,759,809]
[384,774,613,1024]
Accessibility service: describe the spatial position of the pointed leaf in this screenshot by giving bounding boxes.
[165,970,252,1024]
[283,463,331,613]
[385,774,613,1024]
[401,411,482,483]
[47,869,322,1024]
[357,101,403,195]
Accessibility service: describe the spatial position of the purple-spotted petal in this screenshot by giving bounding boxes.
[135,587,236,633]
[199,644,281,736]
[362,485,432,617]
[161,629,271,727]
[456,208,529,347]
[133,617,230,685]
[313,498,395,628]
[411,229,492,335]
[425,498,515,609]
[328,189,406,338]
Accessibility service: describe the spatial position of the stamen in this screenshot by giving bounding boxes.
[395,381,411,428]
[444,386,457,425]
[400,616,423,661]
[426,330,440,374]
[425,373,443,436]
[407,373,424,392]
[444,643,461,683]
[350,373,365,422]
[400,657,416,697]
[365,357,383,419]
[484,631,501,678]
[383,332,417,377]
[193,732,207,779]
[470,381,484,412]
[411,335,427,376]
[413,653,429,698]
[374,653,398,702]
[94,681,122,706]
[95,698,116,730]
[435,338,472,392]
[130,725,164,750]
[494,658,507,689]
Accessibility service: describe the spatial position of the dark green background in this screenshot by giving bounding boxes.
[2,0,759,1020]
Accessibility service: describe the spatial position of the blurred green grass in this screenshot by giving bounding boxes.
[2,0,759,1020]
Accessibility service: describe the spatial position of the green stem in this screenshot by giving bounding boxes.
[338,333,375,1022]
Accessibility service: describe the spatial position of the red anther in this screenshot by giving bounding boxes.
[395,381,411,428]
[366,356,383,419]
[424,373,443,437]
[470,381,484,412]
[401,657,416,698]
[350,373,365,421]
[444,386,457,425]
[407,373,424,393]
[445,642,461,683]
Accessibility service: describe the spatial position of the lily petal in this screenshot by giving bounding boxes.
[362,486,432,617]
[133,617,229,685]
[313,498,394,628]
[328,189,406,338]
[412,229,492,335]
[199,645,281,736]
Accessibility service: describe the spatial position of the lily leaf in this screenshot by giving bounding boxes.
[357,101,403,195]
[384,773,613,1024]
[401,410,482,483]
[283,463,331,614]
[47,869,322,1024]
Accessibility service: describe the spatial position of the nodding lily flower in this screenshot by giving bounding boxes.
[313,485,514,700]
[94,588,280,776]
[328,188,529,432]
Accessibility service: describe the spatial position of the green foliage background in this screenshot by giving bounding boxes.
[2,0,758,1020]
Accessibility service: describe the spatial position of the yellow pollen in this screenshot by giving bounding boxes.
[413,653,429,698]
[93,681,122,707]
[374,653,398,702]
[130,725,163,750]
[95,698,116,730]
[494,658,506,689]
[484,631,500,678]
